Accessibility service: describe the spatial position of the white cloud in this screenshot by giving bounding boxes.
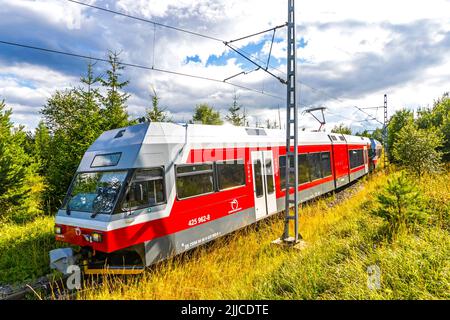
[0,0,449,132]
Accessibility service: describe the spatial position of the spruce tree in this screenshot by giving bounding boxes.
[146,87,170,122]
[225,93,244,126]
[39,63,106,212]
[99,51,130,130]
[0,101,31,218]
[373,172,427,238]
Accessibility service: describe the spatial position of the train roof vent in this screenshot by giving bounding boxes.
[245,128,267,136]
[330,135,337,141]
[339,136,345,141]
[114,129,126,139]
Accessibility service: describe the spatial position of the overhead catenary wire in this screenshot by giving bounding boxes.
[67,0,288,78]
[69,0,388,128]
[354,106,384,125]
[35,1,385,129]
[0,40,284,100]
[66,0,224,42]
[69,0,354,103]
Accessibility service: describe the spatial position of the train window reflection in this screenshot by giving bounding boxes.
[122,168,166,210]
[176,164,214,199]
[217,160,245,191]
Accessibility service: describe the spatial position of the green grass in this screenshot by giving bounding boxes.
[249,212,449,299]
[0,216,58,285]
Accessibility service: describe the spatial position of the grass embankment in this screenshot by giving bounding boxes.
[77,169,449,300]
[0,216,57,285]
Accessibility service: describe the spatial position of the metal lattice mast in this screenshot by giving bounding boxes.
[282,0,300,243]
[383,94,388,169]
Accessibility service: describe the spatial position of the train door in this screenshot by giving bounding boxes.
[251,150,277,219]
[364,146,369,173]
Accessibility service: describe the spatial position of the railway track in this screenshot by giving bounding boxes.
[0,272,107,300]
[0,274,73,300]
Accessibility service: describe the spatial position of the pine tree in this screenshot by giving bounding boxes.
[99,51,130,130]
[373,171,427,238]
[77,62,103,141]
[39,63,107,212]
[225,93,244,126]
[33,121,51,175]
[146,87,170,122]
[0,101,31,218]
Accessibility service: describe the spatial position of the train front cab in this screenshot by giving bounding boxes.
[369,138,383,171]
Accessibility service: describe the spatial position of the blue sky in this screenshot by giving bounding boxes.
[0,0,449,132]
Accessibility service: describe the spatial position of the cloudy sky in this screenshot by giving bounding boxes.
[0,0,449,132]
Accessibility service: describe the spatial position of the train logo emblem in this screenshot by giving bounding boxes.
[75,227,82,236]
[228,199,241,214]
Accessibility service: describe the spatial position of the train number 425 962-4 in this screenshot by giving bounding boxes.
[188,214,211,227]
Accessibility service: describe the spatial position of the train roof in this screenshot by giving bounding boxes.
[78,122,373,172]
[88,122,372,151]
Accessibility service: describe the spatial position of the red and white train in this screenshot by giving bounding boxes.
[50,122,382,273]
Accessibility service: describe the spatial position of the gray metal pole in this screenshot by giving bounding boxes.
[282,0,300,243]
[383,94,388,169]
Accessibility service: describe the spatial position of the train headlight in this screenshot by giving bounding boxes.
[54,225,63,235]
[91,232,103,243]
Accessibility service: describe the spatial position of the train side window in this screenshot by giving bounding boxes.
[280,154,309,187]
[307,153,322,181]
[265,158,275,194]
[298,154,310,184]
[176,163,214,199]
[279,155,294,189]
[321,152,332,177]
[349,149,364,168]
[216,160,245,191]
[254,159,264,197]
[122,168,166,210]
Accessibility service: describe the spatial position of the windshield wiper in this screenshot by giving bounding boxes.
[91,182,121,218]
[91,196,103,219]
[91,188,105,218]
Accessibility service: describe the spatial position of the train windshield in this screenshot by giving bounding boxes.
[65,171,128,214]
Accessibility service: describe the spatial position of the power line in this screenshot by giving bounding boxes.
[67,0,387,125]
[67,0,288,78]
[354,106,384,125]
[22,1,385,126]
[0,40,284,100]
[225,43,287,84]
[66,0,224,42]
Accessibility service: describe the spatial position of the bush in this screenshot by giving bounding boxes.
[392,123,443,177]
[372,172,427,238]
